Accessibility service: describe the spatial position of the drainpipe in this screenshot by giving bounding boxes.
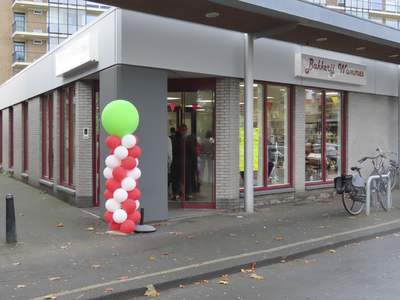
[244,33,254,212]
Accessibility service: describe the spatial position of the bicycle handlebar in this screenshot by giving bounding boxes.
[358,154,385,164]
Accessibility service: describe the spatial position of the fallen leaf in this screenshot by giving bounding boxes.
[329,250,336,253]
[49,277,61,281]
[241,268,254,273]
[286,220,293,222]
[95,223,100,226]
[96,232,106,235]
[118,276,130,280]
[148,257,157,260]
[56,222,64,227]
[179,285,186,288]
[348,216,355,219]
[169,232,182,235]
[376,236,383,239]
[304,260,314,264]
[322,213,330,216]
[221,274,229,281]
[255,240,259,244]
[86,227,95,231]
[106,288,114,291]
[198,262,203,265]
[393,233,400,236]
[280,260,286,263]
[251,262,256,270]
[374,218,381,221]
[144,284,160,297]
[194,282,201,285]
[200,245,205,248]
[66,242,72,245]
[60,246,68,249]
[278,227,283,229]
[92,265,101,268]
[250,274,264,280]
[186,236,196,239]
[217,212,221,214]
[19,213,24,216]
[316,226,324,228]
[188,258,194,261]
[17,285,26,288]
[13,262,21,265]
[274,237,284,241]
[152,223,161,226]
[162,252,168,255]
[332,234,338,237]
[227,234,237,236]
[218,281,229,285]
[288,259,298,263]
[201,280,210,283]
[44,295,58,299]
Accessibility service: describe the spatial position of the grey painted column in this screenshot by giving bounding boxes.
[99,65,168,222]
[244,34,254,212]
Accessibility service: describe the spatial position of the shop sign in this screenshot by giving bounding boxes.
[55,33,99,76]
[295,53,367,85]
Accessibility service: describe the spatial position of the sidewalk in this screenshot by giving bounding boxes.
[1,175,400,300]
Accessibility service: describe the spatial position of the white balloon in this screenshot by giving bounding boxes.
[121,177,136,191]
[105,198,121,212]
[105,155,121,168]
[114,146,128,160]
[122,134,137,149]
[135,200,140,210]
[103,167,113,179]
[127,167,141,180]
[135,158,139,167]
[113,188,128,203]
[113,209,128,223]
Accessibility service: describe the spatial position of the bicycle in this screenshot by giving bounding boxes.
[375,148,399,190]
[335,155,390,215]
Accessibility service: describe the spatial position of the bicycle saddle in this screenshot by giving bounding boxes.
[350,166,361,171]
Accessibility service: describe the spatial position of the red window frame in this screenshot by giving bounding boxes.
[9,107,14,169]
[59,86,75,187]
[23,102,28,173]
[240,81,293,192]
[42,95,53,180]
[305,89,346,186]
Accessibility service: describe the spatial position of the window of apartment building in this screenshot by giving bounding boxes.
[9,107,14,169]
[42,95,53,180]
[23,102,28,174]
[14,13,25,32]
[14,43,25,63]
[386,19,397,27]
[371,0,382,10]
[60,86,76,187]
[305,89,345,184]
[386,0,396,12]
[239,82,292,190]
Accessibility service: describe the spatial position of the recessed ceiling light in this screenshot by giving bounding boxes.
[389,54,399,58]
[316,38,327,42]
[206,12,219,18]
[356,47,366,50]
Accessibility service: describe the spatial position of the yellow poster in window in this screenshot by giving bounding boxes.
[239,127,259,172]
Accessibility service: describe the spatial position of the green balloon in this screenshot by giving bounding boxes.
[101,100,139,138]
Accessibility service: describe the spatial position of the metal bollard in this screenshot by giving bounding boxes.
[6,194,17,244]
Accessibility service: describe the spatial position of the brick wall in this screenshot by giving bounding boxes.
[12,103,22,180]
[2,108,10,170]
[27,97,42,187]
[215,77,241,209]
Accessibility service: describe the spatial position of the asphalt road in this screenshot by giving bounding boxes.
[133,232,400,300]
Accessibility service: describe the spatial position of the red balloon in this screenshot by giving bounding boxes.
[110,150,114,155]
[104,211,113,223]
[105,178,121,192]
[133,135,138,144]
[106,136,121,149]
[112,166,127,181]
[104,189,113,200]
[129,188,141,200]
[129,146,142,158]
[120,219,136,234]
[121,156,137,170]
[127,210,141,224]
[121,199,136,214]
[135,180,139,188]
[109,221,121,231]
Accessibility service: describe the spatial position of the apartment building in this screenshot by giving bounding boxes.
[307,0,400,27]
[0,0,110,85]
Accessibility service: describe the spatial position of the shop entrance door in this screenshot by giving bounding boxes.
[168,90,215,208]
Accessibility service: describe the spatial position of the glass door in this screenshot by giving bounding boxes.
[168,90,215,208]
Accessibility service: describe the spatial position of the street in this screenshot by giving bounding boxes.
[134,232,400,300]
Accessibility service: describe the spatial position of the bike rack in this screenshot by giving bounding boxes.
[366,174,391,216]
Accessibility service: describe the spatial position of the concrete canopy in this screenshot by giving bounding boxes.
[95,0,400,64]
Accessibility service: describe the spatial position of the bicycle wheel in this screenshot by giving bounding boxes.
[377,178,392,211]
[389,171,397,190]
[342,190,365,215]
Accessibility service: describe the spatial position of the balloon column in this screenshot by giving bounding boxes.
[101,100,142,234]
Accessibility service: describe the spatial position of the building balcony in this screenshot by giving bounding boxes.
[12,0,48,12]
[12,21,49,42]
[12,51,46,71]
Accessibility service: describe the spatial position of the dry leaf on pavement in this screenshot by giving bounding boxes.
[152,223,161,226]
[56,222,64,227]
[221,274,229,281]
[218,281,228,285]
[255,240,259,244]
[227,233,237,236]
[17,285,26,288]
[322,213,330,216]
[186,236,196,239]
[60,246,68,249]
[44,295,58,299]
[169,232,182,235]
[304,260,314,264]
[66,242,72,245]
[329,250,336,253]
[201,280,210,283]
[374,218,381,221]
[144,284,160,297]
[188,258,194,260]
[285,220,293,222]
[13,262,21,265]
[241,269,254,273]
[200,245,205,248]
[118,276,130,280]
[179,285,186,288]
[332,234,338,237]
[393,233,400,236]
[376,236,383,239]
[162,252,168,255]
[250,274,264,280]
[148,257,157,260]
[86,227,95,231]
[274,237,284,241]
[106,288,114,291]
[19,213,24,216]
[92,265,101,268]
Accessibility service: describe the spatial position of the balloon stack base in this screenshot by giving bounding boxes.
[134,224,156,233]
